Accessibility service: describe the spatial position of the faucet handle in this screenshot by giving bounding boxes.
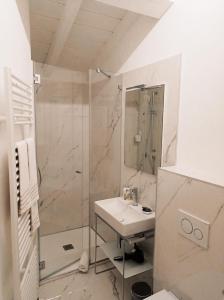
[123,186,131,200]
[130,187,138,204]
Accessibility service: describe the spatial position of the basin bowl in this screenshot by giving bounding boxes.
[95,197,155,237]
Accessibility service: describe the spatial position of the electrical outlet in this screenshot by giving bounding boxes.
[178,209,210,249]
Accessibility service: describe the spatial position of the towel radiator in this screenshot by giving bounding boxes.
[3,68,39,300]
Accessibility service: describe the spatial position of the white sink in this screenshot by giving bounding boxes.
[95,197,155,237]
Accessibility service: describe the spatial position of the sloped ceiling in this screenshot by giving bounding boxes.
[30,0,172,72]
[96,0,173,19]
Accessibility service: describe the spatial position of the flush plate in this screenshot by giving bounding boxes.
[178,209,210,249]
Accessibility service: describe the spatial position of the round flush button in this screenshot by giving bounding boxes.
[194,228,203,240]
[181,218,193,234]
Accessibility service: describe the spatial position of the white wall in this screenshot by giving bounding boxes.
[120,0,224,182]
[0,1,32,299]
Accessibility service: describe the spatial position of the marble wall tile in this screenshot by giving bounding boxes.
[154,168,224,300]
[89,74,122,232]
[122,55,181,168]
[121,56,181,209]
[35,63,89,236]
[123,166,156,210]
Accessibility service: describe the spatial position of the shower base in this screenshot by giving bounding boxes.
[40,226,104,281]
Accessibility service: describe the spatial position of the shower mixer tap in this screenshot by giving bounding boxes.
[130,187,138,206]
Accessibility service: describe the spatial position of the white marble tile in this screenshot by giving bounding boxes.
[123,166,156,210]
[39,265,153,300]
[89,75,122,229]
[122,55,181,169]
[121,56,181,210]
[39,267,120,300]
[154,168,224,300]
[35,63,89,235]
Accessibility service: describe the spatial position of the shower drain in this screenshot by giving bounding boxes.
[39,260,46,270]
[63,244,74,251]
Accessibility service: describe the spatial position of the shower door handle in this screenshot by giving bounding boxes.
[37,166,42,187]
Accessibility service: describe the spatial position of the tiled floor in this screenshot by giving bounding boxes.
[39,227,152,300]
[39,266,120,300]
[39,263,153,300]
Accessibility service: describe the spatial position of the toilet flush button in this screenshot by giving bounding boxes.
[178,209,210,249]
[194,228,203,240]
[181,218,193,234]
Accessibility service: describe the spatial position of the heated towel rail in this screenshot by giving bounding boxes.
[2,68,39,300]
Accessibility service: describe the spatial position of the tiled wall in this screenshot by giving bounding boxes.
[89,72,122,240]
[121,55,181,209]
[154,168,224,300]
[89,56,181,239]
[35,63,89,236]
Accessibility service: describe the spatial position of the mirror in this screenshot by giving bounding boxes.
[124,85,165,175]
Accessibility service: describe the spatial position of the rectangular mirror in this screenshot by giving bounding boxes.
[124,85,165,175]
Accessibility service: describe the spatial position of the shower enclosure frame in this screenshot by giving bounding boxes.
[34,63,90,281]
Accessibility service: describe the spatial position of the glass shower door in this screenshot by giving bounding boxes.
[34,63,89,279]
[89,71,122,263]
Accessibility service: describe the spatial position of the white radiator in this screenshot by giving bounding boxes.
[21,246,39,300]
[4,68,39,300]
[18,211,32,270]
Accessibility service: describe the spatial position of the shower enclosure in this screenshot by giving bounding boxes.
[34,64,122,279]
[34,63,89,279]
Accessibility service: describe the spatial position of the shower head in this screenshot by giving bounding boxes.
[96,67,111,79]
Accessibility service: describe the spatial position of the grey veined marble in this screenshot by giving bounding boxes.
[35,63,89,236]
[121,55,181,210]
[154,168,224,300]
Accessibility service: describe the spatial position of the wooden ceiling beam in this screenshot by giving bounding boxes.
[46,0,83,66]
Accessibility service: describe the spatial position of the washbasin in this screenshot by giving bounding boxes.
[95,197,155,237]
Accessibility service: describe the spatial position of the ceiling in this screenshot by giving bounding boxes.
[96,0,173,19]
[30,0,172,72]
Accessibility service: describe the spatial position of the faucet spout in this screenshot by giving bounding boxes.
[130,187,138,206]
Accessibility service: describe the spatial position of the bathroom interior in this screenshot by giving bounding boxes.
[1,0,224,300]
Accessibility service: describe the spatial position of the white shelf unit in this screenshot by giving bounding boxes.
[94,214,154,300]
[100,241,153,279]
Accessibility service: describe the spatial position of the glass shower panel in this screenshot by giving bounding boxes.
[89,71,122,262]
[34,63,89,279]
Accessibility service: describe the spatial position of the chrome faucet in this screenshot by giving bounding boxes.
[130,187,138,205]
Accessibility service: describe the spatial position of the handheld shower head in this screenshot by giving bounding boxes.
[95,67,111,79]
